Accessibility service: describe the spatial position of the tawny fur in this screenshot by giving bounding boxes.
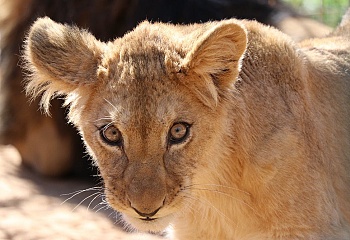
[1,0,332,177]
[23,11,350,239]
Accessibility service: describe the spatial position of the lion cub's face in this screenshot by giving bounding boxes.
[81,76,217,231]
[24,17,247,232]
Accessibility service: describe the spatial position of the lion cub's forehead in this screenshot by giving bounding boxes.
[100,23,187,120]
[95,22,209,129]
[99,81,189,140]
[103,21,210,82]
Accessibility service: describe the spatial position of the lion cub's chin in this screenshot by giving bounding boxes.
[123,213,173,233]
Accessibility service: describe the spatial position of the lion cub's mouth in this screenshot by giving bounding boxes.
[140,217,157,222]
[124,212,173,232]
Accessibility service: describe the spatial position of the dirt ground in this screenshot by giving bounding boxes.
[0,145,163,240]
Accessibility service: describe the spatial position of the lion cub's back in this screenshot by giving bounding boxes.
[300,12,350,223]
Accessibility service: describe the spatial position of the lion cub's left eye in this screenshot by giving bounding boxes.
[169,122,191,145]
[100,125,123,146]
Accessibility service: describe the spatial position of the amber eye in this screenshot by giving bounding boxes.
[169,122,191,144]
[100,125,123,146]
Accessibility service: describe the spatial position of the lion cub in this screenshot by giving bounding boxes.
[24,11,350,239]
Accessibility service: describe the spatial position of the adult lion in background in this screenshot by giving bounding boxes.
[23,7,350,240]
[0,0,331,176]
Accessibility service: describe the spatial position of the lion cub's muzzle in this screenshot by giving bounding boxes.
[125,163,167,219]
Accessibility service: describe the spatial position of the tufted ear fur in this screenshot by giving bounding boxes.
[179,20,247,108]
[23,17,105,112]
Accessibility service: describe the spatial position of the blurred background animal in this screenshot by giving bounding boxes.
[0,0,332,177]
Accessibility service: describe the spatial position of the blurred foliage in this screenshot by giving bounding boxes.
[283,0,349,26]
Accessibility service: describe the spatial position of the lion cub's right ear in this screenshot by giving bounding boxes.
[24,17,105,112]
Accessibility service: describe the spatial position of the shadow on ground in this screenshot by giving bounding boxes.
[0,145,163,240]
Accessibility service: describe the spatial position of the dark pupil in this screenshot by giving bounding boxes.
[171,124,186,139]
[105,127,119,142]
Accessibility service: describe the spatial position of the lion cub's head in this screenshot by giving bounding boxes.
[24,17,247,232]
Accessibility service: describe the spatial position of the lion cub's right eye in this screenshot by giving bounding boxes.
[168,122,191,145]
[100,125,123,146]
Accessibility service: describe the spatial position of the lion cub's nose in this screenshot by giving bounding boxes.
[132,206,161,218]
[126,166,167,218]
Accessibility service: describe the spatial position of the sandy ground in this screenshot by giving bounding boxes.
[0,145,163,240]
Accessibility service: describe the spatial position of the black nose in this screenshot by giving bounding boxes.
[132,207,160,218]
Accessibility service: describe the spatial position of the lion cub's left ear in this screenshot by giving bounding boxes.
[180,20,247,108]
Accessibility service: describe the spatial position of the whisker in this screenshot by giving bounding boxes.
[61,186,103,196]
[188,200,212,227]
[186,187,257,214]
[106,211,115,218]
[72,192,101,211]
[104,98,119,112]
[185,183,251,195]
[178,196,200,221]
[87,192,103,210]
[60,187,103,205]
[95,205,110,213]
[92,200,109,211]
[107,209,117,219]
[102,122,114,130]
[181,192,236,226]
[113,212,125,226]
[93,116,114,123]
